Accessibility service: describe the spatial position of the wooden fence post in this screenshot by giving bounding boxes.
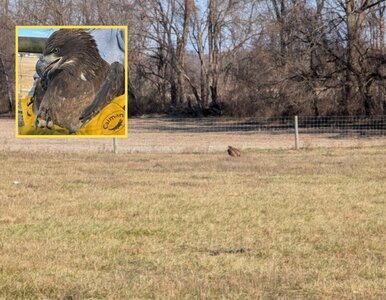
[294,115,299,150]
[113,138,118,154]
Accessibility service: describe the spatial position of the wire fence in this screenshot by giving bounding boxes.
[128,115,386,136]
[122,115,386,152]
[4,114,386,153]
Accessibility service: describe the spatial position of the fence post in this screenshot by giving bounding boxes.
[18,53,24,126]
[113,138,118,154]
[294,115,299,150]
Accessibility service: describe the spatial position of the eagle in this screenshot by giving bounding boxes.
[227,146,241,157]
[31,29,124,133]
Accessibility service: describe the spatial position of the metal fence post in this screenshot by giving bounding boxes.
[113,138,118,154]
[294,115,299,150]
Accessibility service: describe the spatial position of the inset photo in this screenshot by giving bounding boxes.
[16,26,128,137]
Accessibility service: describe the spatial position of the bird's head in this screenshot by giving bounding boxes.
[38,29,101,79]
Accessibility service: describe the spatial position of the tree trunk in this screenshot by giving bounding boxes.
[340,0,357,115]
[379,7,385,50]
[363,78,375,115]
[192,2,209,108]
[0,54,12,113]
[176,0,192,104]
[208,0,220,105]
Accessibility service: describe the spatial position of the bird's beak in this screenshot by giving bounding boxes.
[35,55,48,77]
[38,53,62,77]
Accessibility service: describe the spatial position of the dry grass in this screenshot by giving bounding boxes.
[0,147,385,298]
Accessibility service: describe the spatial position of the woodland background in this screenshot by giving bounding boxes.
[0,0,385,117]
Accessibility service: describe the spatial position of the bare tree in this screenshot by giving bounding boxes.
[1,0,385,116]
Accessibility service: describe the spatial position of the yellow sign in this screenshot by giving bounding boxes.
[15,25,128,138]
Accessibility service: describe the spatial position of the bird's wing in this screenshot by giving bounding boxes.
[31,78,45,115]
[80,62,125,124]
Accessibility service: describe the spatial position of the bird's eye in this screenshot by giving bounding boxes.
[53,48,59,54]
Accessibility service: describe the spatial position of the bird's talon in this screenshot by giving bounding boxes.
[46,115,53,129]
[35,117,47,128]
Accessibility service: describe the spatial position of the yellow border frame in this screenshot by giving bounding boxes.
[15,25,128,138]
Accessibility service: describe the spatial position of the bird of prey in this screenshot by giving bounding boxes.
[227,146,241,157]
[31,29,124,133]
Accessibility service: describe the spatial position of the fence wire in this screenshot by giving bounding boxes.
[128,116,386,137]
[122,116,386,152]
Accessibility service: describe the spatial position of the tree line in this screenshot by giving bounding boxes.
[0,0,385,117]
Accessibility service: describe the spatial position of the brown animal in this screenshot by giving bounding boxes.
[227,146,241,157]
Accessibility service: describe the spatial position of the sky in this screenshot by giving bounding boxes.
[18,28,58,38]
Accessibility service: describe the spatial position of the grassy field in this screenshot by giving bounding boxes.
[0,147,385,298]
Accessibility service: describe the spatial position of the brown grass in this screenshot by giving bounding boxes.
[0,147,385,298]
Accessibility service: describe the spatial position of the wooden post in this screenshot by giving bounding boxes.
[113,138,118,154]
[18,53,23,125]
[294,115,299,150]
[18,53,23,98]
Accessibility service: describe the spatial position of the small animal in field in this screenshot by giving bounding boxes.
[227,146,241,157]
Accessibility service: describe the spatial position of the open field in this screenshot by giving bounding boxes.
[0,147,385,298]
